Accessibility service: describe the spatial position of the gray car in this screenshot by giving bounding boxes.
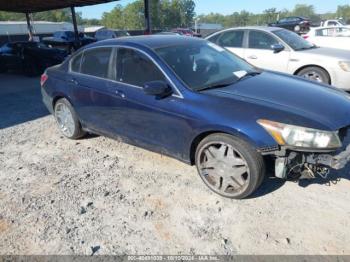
[95,29,130,41]
[206,26,350,90]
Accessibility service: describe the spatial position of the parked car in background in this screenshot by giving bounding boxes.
[0,41,67,76]
[42,31,96,54]
[171,28,201,37]
[95,29,130,41]
[156,31,181,35]
[206,26,350,90]
[171,28,194,36]
[269,16,311,34]
[320,19,349,27]
[41,36,350,199]
[304,26,350,50]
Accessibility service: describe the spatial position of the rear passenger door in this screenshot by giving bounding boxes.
[210,30,246,58]
[68,47,126,134]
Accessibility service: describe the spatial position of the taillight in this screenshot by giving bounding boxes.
[40,73,48,87]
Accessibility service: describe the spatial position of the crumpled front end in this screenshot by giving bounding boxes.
[263,125,350,180]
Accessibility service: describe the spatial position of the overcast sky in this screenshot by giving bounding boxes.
[77,0,349,19]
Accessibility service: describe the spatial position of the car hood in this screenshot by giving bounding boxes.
[204,72,350,131]
[297,46,350,59]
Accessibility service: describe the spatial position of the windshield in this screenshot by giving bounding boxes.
[273,29,315,50]
[155,42,256,91]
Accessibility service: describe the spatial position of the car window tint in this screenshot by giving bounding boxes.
[279,18,288,23]
[116,48,166,87]
[71,53,83,72]
[80,47,112,78]
[248,31,278,49]
[218,31,244,48]
[207,33,221,44]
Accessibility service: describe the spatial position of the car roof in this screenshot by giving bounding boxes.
[90,35,205,50]
[210,26,282,34]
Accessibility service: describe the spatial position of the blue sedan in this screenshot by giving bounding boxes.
[41,36,350,199]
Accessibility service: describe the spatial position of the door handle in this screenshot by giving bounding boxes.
[70,78,79,85]
[115,89,126,99]
[247,55,257,59]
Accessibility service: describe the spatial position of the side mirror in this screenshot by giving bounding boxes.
[144,81,172,98]
[271,43,285,53]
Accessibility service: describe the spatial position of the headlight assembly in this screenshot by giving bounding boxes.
[339,61,350,72]
[257,119,342,149]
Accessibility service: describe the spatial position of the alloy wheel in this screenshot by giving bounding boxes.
[55,103,75,137]
[302,71,324,83]
[197,142,250,197]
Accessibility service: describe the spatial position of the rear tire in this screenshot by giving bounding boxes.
[297,66,330,85]
[54,98,85,139]
[195,133,265,199]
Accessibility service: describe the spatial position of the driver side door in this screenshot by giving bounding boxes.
[107,47,190,158]
[244,30,290,72]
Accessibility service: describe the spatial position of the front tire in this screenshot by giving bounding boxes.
[54,98,85,139]
[297,66,330,85]
[195,133,265,199]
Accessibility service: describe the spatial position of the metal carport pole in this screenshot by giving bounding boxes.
[144,0,151,34]
[70,6,79,42]
[25,12,34,41]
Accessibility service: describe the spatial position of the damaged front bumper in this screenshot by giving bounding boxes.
[270,143,350,179]
[307,144,350,170]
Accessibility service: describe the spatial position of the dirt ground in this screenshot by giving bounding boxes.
[0,74,350,255]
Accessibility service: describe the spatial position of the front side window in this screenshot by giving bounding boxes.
[116,48,166,87]
[248,31,278,49]
[156,41,255,91]
[80,47,112,78]
[218,30,244,48]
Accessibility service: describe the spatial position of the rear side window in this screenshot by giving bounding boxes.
[116,48,166,87]
[207,33,221,44]
[71,53,83,72]
[218,30,244,48]
[248,31,278,49]
[80,47,112,79]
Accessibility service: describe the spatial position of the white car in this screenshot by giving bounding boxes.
[320,19,349,27]
[206,26,350,90]
[304,26,350,50]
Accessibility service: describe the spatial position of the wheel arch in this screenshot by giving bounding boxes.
[189,128,260,165]
[52,94,75,110]
[293,64,331,85]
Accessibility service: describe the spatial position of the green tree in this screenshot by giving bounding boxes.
[336,5,350,23]
[101,4,126,29]
[263,8,277,24]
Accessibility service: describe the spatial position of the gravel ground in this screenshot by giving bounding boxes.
[1,74,350,255]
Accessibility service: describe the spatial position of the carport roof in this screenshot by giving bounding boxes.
[0,0,119,13]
